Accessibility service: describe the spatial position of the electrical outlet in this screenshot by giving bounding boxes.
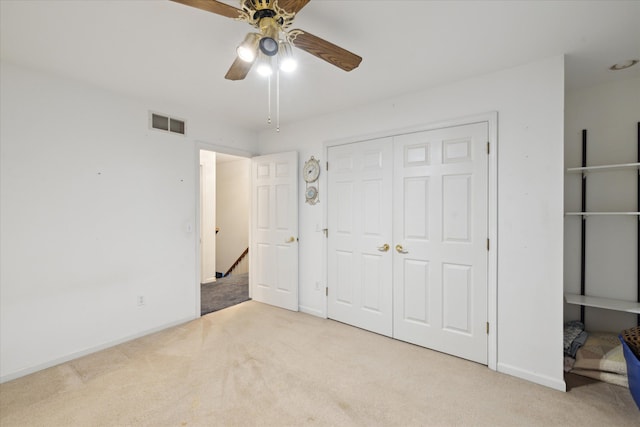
[137,295,145,306]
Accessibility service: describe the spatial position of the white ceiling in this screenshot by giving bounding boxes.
[1,1,639,132]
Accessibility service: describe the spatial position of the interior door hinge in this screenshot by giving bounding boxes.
[486,238,490,251]
[487,141,490,155]
[325,287,328,296]
[486,322,490,335]
[322,228,328,238]
[326,161,329,171]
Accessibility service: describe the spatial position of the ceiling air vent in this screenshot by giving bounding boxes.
[150,112,186,135]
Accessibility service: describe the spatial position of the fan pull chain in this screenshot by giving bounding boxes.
[267,75,272,125]
[276,70,280,132]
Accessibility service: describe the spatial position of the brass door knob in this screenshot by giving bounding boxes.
[395,244,408,254]
[285,236,296,243]
[377,243,390,252]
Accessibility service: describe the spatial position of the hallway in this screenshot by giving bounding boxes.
[200,273,249,315]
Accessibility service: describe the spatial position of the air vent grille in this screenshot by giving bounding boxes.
[150,112,185,135]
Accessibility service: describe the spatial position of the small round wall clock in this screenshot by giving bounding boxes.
[303,156,320,183]
[303,156,320,205]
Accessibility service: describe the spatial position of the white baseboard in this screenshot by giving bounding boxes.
[0,315,197,384]
[497,362,567,392]
[299,305,325,318]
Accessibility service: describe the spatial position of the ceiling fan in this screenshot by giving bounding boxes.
[170,0,362,80]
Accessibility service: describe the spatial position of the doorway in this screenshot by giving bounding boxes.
[199,149,251,315]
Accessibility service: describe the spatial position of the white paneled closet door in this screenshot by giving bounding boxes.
[392,123,489,364]
[326,122,490,365]
[327,138,394,336]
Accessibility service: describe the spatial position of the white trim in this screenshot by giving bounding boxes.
[322,112,499,371]
[320,150,329,319]
[194,144,202,317]
[497,363,567,392]
[199,151,217,285]
[324,113,497,149]
[487,111,498,371]
[0,316,196,384]
[194,140,256,159]
[299,305,324,317]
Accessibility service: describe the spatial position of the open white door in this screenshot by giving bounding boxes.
[250,152,299,311]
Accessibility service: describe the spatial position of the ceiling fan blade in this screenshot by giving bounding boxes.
[225,57,254,81]
[290,29,362,72]
[277,0,311,14]
[170,0,243,19]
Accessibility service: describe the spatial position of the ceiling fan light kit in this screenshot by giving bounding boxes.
[259,36,279,56]
[236,32,261,62]
[171,0,362,130]
[171,0,362,77]
[278,41,297,72]
[256,53,274,77]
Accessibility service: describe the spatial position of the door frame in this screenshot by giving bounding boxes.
[194,141,255,317]
[200,150,217,284]
[322,112,498,370]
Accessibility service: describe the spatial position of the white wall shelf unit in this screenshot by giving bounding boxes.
[566,162,640,174]
[564,293,640,314]
[565,212,640,216]
[564,123,640,326]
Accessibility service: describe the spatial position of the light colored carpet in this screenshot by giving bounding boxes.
[1,301,638,426]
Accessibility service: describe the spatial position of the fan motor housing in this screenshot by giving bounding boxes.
[253,8,277,20]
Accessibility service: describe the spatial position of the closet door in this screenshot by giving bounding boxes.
[392,123,489,364]
[327,138,393,336]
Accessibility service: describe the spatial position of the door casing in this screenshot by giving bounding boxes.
[194,142,255,316]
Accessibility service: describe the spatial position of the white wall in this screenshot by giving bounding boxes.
[215,158,250,274]
[1,56,567,390]
[259,56,566,390]
[564,76,640,332]
[0,61,257,382]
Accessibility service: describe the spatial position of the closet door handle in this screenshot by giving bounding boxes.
[395,244,408,254]
[285,236,296,243]
[377,244,390,252]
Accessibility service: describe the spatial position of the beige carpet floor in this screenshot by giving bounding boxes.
[1,301,638,426]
